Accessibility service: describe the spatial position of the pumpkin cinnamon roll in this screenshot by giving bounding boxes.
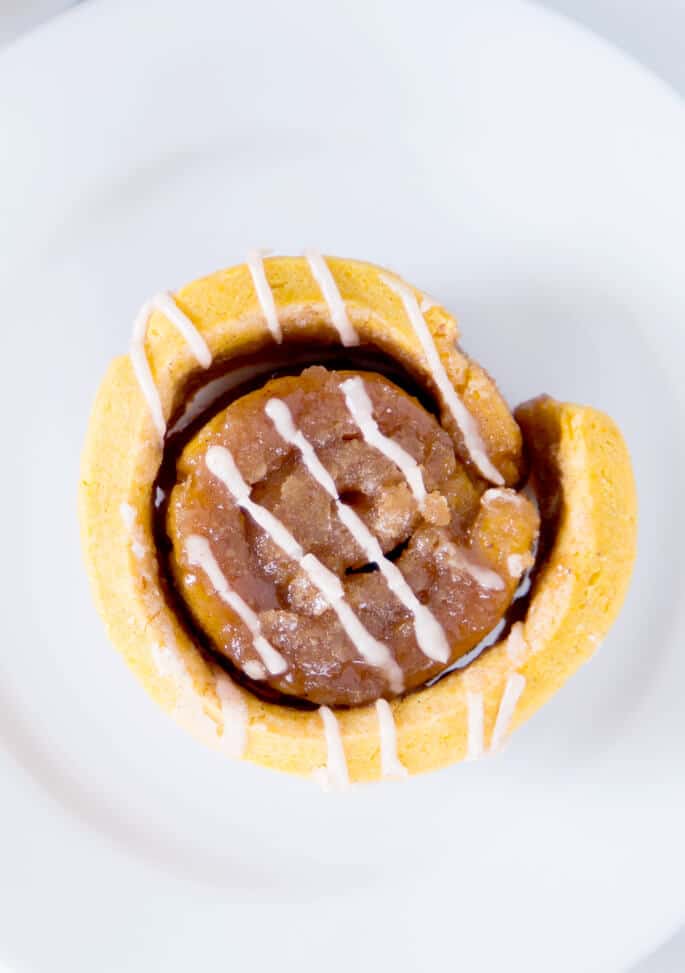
[79,255,637,786]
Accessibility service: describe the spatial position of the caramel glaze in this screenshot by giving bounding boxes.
[154,352,538,708]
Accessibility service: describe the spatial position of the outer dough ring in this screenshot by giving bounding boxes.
[79,257,637,782]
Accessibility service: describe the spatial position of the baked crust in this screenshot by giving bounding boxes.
[79,257,637,781]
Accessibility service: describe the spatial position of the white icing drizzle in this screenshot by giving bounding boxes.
[155,486,166,508]
[375,699,408,778]
[316,706,350,792]
[507,554,525,578]
[340,376,427,509]
[205,444,403,690]
[119,502,146,560]
[465,690,485,760]
[490,672,526,752]
[304,250,359,347]
[207,446,302,556]
[246,249,283,343]
[481,487,525,506]
[130,292,212,439]
[439,542,505,592]
[119,502,136,530]
[186,534,288,676]
[419,294,438,313]
[265,398,449,665]
[151,641,218,740]
[379,273,504,486]
[463,558,505,592]
[214,671,248,758]
[243,660,267,681]
[505,622,529,665]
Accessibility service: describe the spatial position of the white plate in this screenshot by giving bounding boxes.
[1,1,684,970]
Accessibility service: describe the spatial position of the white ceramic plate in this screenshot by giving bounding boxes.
[2,1,684,970]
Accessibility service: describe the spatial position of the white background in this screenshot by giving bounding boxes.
[1,1,683,970]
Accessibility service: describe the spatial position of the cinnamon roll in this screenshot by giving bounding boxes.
[79,255,637,786]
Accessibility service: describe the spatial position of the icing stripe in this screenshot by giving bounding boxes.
[246,249,283,343]
[505,622,528,665]
[379,273,504,486]
[205,445,403,691]
[151,641,218,740]
[375,699,408,778]
[186,534,288,676]
[214,671,248,758]
[340,376,427,509]
[317,706,350,792]
[119,502,146,561]
[441,544,505,591]
[243,660,267,681]
[507,554,525,578]
[466,691,485,760]
[304,250,359,347]
[265,398,449,665]
[131,292,212,439]
[206,446,303,558]
[490,672,526,751]
[119,502,136,530]
[481,487,525,506]
[459,557,504,592]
